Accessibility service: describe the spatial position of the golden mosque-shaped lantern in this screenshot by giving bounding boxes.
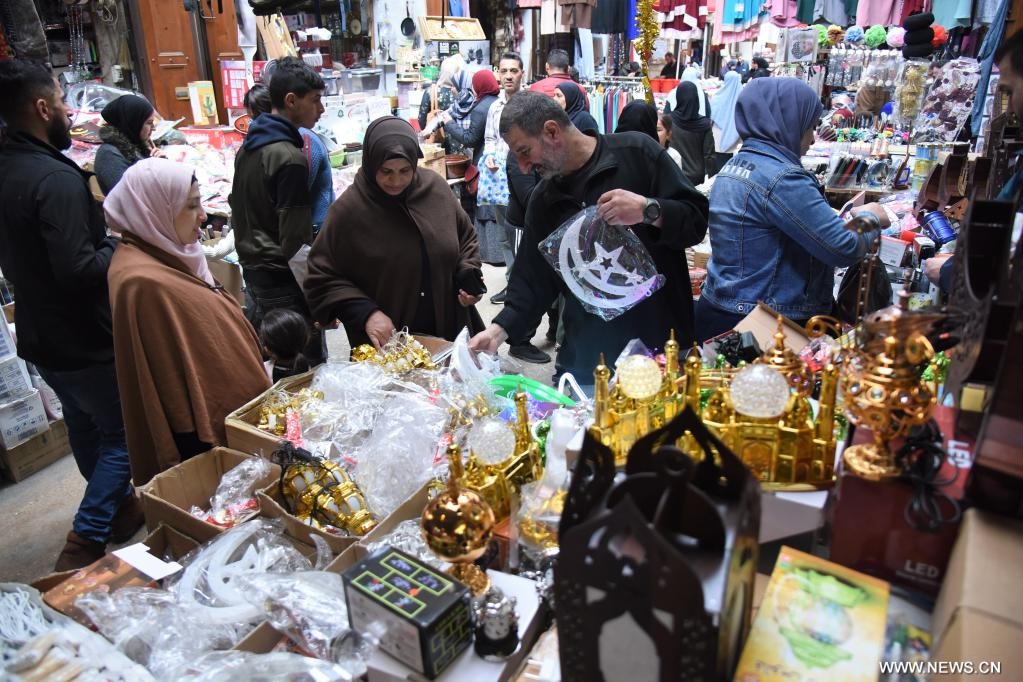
[449,388,544,524]
[589,323,840,489]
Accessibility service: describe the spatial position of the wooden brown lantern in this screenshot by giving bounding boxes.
[554,407,761,681]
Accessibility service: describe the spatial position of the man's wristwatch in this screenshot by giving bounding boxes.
[643,199,662,223]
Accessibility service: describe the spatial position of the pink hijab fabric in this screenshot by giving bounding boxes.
[104,158,215,286]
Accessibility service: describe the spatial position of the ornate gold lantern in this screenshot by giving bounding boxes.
[421,444,496,596]
[283,458,377,535]
[589,323,840,488]
[841,319,936,480]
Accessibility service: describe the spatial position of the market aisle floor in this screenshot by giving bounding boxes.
[0,264,556,583]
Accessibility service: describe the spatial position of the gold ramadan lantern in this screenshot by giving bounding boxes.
[589,324,840,488]
[421,444,495,596]
[283,459,377,535]
[591,331,690,466]
[841,319,936,481]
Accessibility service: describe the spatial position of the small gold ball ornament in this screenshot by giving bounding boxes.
[421,443,495,595]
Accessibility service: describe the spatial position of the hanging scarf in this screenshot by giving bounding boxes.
[670,81,712,134]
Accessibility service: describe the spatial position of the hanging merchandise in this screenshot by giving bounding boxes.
[893,59,930,128]
[538,206,665,322]
[656,0,708,37]
[635,0,659,104]
[912,58,981,143]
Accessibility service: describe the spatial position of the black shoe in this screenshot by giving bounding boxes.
[509,343,551,364]
[545,326,557,343]
[490,288,508,304]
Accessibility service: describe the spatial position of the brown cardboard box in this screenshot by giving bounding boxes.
[0,418,68,483]
[141,448,281,542]
[930,509,1023,680]
[206,257,244,306]
[733,302,812,353]
[829,406,973,595]
[256,487,359,555]
[224,372,312,458]
[36,524,199,626]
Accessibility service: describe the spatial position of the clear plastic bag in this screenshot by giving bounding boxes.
[538,206,665,321]
[75,587,242,680]
[363,519,447,570]
[189,457,271,528]
[236,571,351,660]
[166,519,313,626]
[173,651,356,681]
[911,58,981,143]
[352,393,449,517]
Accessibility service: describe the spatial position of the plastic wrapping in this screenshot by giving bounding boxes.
[75,587,240,680]
[174,651,355,682]
[237,571,351,660]
[363,519,447,570]
[911,58,981,143]
[167,520,313,624]
[353,393,449,517]
[539,206,665,321]
[73,520,323,680]
[190,457,271,528]
[1,583,157,681]
[893,59,930,128]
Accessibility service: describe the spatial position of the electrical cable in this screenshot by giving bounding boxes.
[896,420,962,532]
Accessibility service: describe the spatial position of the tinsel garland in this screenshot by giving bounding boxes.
[635,0,658,104]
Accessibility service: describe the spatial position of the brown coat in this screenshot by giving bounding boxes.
[109,233,271,485]
[304,117,482,347]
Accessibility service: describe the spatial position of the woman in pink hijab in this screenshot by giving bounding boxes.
[105,158,270,485]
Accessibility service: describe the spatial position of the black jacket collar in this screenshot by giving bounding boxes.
[4,131,89,175]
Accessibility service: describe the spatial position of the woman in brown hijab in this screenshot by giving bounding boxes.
[305,117,485,349]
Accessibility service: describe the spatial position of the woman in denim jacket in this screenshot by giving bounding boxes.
[696,78,889,340]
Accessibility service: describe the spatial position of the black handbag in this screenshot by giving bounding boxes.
[836,254,892,323]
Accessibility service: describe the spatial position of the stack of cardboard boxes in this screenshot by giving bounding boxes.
[0,311,69,482]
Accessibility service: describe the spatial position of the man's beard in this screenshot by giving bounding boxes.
[48,115,72,151]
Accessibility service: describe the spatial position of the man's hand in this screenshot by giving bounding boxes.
[458,289,482,307]
[924,253,954,286]
[485,156,499,172]
[596,189,649,226]
[469,323,508,355]
[365,310,396,350]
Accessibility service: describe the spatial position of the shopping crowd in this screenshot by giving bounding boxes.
[2,31,1021,572]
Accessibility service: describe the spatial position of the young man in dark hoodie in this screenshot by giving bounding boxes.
[231,57,326,364]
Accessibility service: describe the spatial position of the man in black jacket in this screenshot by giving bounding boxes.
[470,92,709,382]
[231,57,325,363]
[0,60,136,570]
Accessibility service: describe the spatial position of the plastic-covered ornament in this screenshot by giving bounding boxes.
[538,206,665,321]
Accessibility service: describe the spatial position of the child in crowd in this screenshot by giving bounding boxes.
[259,309,311,382]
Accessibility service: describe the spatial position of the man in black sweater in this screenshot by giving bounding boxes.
[0,60,138,570]
[470,92,709,383]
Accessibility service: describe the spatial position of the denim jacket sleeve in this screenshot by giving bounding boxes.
[763,169,872,267]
